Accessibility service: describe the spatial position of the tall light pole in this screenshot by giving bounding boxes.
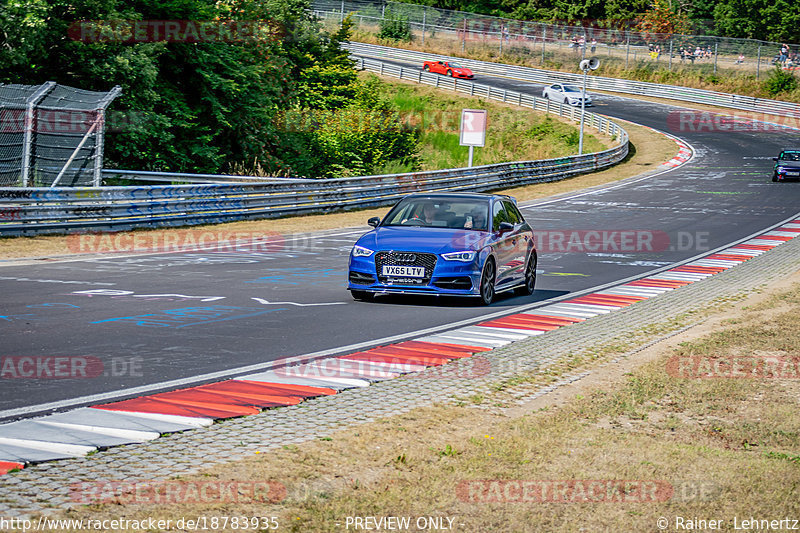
[578,57,599,155]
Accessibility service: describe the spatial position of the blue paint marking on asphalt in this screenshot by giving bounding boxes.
[90,306,285,328]
[0,314,35,322]
[26,303,81,309]
[245,268,341,285]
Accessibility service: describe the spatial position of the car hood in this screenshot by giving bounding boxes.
[357,226,490,254]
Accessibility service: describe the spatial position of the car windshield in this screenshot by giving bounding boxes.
[449,62,464,68]
[563,85,583,92]
[382,197,490,231]
[779,152,800,161]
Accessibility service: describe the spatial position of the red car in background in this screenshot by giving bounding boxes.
[423,60,474,79]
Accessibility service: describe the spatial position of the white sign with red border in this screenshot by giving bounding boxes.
[459,109,487,147]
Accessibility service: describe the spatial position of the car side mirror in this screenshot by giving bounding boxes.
[498,222,514,233]
[368,217,381,227]
[773,157,779,162]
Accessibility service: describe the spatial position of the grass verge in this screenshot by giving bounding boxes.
[46,266,800,532]
[373,74,607,173]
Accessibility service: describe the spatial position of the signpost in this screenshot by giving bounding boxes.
[459,109,487,167]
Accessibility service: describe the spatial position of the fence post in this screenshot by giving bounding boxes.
[542,26,546,64]
[669,39,673,71]
[340,0,344,22]
[714,42,718,74]
[93,109,106,187]
[20,81,55,187]
[421,8,426,45]
[462,17,466,52]
[499,25,503,56]
[625,35,630,69]
[756,43,762,80]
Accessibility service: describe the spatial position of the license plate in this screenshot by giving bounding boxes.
[382,265,425,278]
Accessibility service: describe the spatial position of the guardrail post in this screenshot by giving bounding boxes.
[380,62,384,75]
[518,93,522,106]
[399,66,403,78]
[340,0,344,22]
[418,70,422,83]
[462,17,467,52]
[503,89,507,102]
[436,76,439,88]
[470,83,474,96]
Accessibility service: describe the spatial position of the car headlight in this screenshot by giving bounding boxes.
[777,166,786,172]
[442,251,476,262]
[352,245,374,257]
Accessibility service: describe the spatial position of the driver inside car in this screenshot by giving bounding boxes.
[464,207,487,230]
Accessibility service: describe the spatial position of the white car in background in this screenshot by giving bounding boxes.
[542,84,593,106]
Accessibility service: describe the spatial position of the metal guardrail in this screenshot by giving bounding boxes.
[101,169,300,185]
[346,42,800,118]
[0,58,627,237]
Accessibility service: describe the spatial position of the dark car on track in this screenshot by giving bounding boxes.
[772,149,800,181]
[347,193,536,305]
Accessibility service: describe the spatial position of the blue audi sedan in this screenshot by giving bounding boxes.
[347,193,536,305]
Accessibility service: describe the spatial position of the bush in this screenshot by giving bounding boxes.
[764,67,798,95]
[379,11,412,41]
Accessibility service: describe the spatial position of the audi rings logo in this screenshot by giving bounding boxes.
[394,253,417,263]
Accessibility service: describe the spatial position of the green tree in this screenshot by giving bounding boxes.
[713,0,800,41]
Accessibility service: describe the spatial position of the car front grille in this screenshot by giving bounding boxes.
[375,251,437,285]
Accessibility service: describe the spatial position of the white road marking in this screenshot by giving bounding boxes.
[251,298,347,307]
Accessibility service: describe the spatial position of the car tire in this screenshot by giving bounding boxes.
[515,252,537,296]
[351,290,373,301]
[772,172,779,182]
[447,70,453,77]
[423,65,430,72]
[478,258,496,306]
[543,93,549,99]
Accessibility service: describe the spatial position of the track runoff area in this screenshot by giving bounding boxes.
[0,52,799,474]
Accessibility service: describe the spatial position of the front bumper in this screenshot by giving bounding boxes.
[347,253,482,296]
[776,167,800,180]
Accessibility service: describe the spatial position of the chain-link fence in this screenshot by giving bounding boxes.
[313,0,800,80]
[0,82,121,187]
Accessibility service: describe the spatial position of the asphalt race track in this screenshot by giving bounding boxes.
[1,56,799,419]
